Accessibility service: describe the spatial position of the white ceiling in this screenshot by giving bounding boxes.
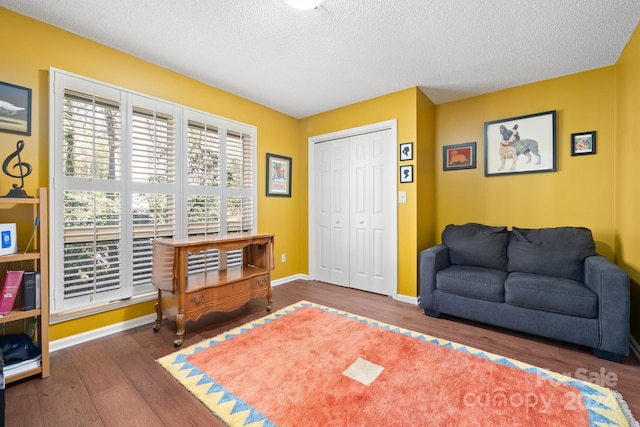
[2,0,640,118]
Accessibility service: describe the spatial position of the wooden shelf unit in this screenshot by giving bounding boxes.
[0,188,50,383]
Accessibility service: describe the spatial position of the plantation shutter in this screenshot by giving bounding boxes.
[225,130,254,266]
[130,105,177,288]
[51,69,257,316]
[186,119,221,273]
[226,130,254,233]
[61,89,124,304]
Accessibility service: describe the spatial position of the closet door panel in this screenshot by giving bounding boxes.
[350,134,371,291]
[329,139,350,286]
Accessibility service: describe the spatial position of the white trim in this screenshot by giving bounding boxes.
[50,314,157,352]
[271,274,309,286]
[396,294,418,305]
[50,292,156,325]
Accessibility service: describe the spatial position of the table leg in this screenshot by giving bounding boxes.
[266,287,273,311]
[153,290,162,331]
[174,313,185,347]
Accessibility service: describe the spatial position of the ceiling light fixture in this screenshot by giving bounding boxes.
[284,0,325,10]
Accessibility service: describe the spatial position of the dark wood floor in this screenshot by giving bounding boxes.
[5,280,640,426]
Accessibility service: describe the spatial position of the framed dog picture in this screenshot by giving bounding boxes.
[443,142,476,171]
[484,110,556,176]
[571,131,596,156]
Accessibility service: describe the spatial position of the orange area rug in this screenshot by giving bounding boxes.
[157,301,638,426]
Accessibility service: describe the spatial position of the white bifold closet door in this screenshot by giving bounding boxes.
[315,137,350,287]
[312,125,397,297]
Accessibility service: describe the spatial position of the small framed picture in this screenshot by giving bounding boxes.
[443,142,476,171]
[399,165,413,183]
[570,131,596,156]
[399,142,413,161]
[266,153,292,197]
[0,81,32,136]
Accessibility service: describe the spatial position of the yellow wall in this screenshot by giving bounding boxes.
[615,24,640,341]
[416,89,437,257]
[434,67,617,259]
[300,88,428,297]
[0,8,305,340]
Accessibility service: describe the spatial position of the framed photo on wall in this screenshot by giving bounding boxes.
[266,153,292,197]
[484,110,556,176]
[571,131,596,156]
[399,165,413,183]
[0,81,32,136]
[399,142,413,161]
[443,142,476,171]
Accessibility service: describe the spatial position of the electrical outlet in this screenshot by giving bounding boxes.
[281,253,286,262]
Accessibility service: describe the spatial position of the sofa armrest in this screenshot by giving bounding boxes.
[419,244,450,312]
[584,255,630,356]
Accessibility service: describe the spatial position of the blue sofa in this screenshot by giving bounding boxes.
[419,223,630,362]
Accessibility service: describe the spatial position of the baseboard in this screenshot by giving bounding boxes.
[396,294,418,305]
[50,313,157,353]
[272,274,308,286]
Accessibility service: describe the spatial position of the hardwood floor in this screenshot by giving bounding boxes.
[5,280,640,426]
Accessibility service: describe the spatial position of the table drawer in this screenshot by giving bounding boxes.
[185,279,251,312]
[251,274,269,291]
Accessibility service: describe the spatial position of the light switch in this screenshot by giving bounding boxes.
[399,191,407,203]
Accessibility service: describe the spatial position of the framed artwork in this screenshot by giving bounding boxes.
[484,110,556,176]
[399,142,413,161]
[443,142,476,171]
[0,81,32,136]
[571,131,596,156]
[266,153,292,197]
[399,165,413,183]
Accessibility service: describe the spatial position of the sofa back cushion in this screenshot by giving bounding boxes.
[507,227,595,282]
[442,223,509,270]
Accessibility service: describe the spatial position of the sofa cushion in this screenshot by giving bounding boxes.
[436,265,507,302]
[507,227,595,282]
[505,272,598,318]
[442,223,509,270]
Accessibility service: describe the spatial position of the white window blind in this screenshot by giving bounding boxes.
[186,119,222,274]
[50,69,257,315]
[62,191,122,300]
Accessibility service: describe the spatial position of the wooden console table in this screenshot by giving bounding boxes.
[151,232,274,346]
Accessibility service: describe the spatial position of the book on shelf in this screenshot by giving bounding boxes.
[0,270,24,316]
[3,354,42,377]
[22,272,39,311]
[35,271,41,309]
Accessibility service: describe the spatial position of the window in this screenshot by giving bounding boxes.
[50,69,257,316]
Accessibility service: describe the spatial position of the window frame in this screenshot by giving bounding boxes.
[49,68,257,319]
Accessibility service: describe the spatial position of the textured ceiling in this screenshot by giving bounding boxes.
[2,0,639,118]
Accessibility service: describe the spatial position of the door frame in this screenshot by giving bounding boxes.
[308,119,398,298]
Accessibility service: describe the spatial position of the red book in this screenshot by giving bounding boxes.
[0,271,24,315]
